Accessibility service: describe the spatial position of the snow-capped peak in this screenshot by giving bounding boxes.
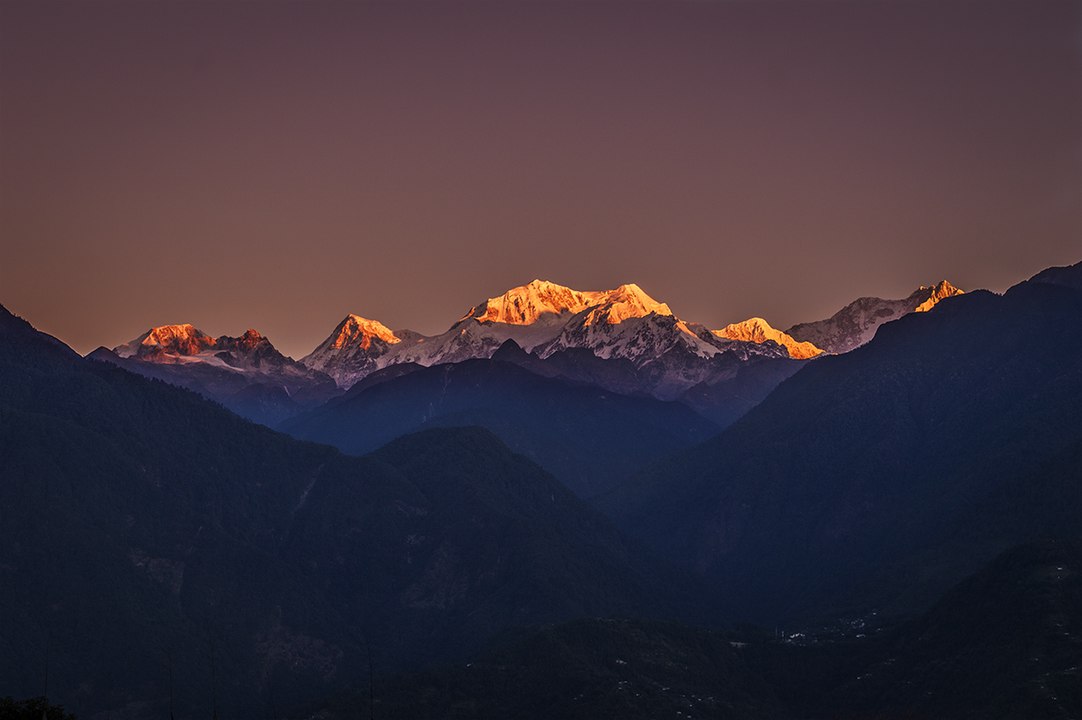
[327,314,401,350]
[225,329,277,353]
[115,323,216,358]
[115,324,287,357]
[300,313,403,388]
[713,317,823,359]
[785,280,965,355]
[460,279,597,325]
[461,279,672,327]
[581,283,672,326]
[913,280,964,313]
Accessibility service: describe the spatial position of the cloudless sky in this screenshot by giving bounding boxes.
[2,0,1080,358]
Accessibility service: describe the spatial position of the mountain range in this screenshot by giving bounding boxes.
[299,279,797,401]
[87,278,962,428]
[3,261,1079,720]
[0,304,700,718]
[300,278,962,395]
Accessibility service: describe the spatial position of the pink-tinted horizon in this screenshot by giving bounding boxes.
[2,0,1080,359]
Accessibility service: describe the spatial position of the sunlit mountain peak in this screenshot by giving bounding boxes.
[582,283,673,325]
[460,279,595,325]
[115,323,216,357]
[713,317,823,359]
[329,314,401,350]
[913,280,964,312]
[462,279,671,326]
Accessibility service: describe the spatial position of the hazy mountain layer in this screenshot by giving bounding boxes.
[281,351,721,499]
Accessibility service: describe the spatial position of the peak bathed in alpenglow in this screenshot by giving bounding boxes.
[114,323,217,358]
[913,280,965,313]
[328,314,401,350]
[95,322,339,425]
[462,280,596,325]
[462,280,672,327]
[236,328,266,350]
[111,324,301,366]
[301,313,404,388]
[302,280,698,390]
[580,283,673,326]
[291,273,973,392]
[714,318,823,359]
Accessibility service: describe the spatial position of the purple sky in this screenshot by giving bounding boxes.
[2,0,1080,358]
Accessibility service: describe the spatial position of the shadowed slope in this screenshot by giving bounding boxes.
[0,304,692,718]
[609,265,1082,623]
[336,540,1082,720]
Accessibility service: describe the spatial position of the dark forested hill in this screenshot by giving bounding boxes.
[607,263,1082,623]
[0,305,691,719]
[839,538,1082,719]
[336,540,1082,720]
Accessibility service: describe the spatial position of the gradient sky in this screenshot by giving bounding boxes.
[2,0,1080,359]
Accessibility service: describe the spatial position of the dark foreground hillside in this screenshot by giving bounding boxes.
[608,263,1082,623]
[0,305,698,719]
[318,540,1082,720]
